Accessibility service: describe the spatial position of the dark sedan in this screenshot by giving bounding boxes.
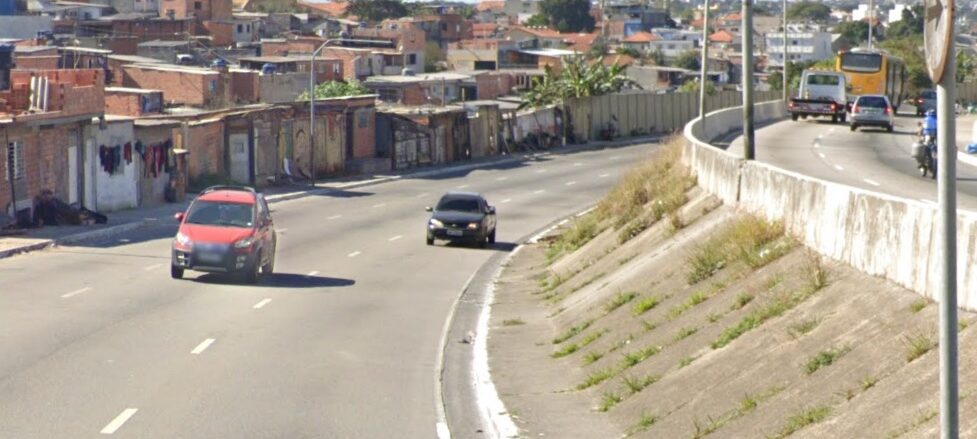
[426,192,497,247]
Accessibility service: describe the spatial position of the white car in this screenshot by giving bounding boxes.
[850,95,894,132]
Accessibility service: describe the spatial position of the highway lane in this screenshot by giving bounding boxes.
[728,109,977,210]
[0,144,655,438]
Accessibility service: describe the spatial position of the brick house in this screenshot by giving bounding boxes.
[122,63,230,108]
[105,87,165,117]
[364,72,472,106]
[0,69,105,218]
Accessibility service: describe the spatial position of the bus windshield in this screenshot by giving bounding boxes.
[840,53,882,72]
[807,74,841,85]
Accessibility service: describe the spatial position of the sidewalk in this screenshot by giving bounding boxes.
[0,134,663,260]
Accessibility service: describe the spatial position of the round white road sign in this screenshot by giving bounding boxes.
[925,0,955,82]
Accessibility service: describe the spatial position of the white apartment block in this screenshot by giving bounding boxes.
[765,24,834,67]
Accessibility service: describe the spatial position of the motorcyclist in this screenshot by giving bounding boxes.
[922,109,938,140]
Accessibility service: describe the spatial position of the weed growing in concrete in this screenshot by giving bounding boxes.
[909,298,931,313]
[787,317,821,340]
[687,245,727,284]
[668,211,684,231]
[577,367,616,390]
[618,253,638,266]
[669,290,709,319]
[580,329,609,348]
[713,287,819,349]
[552,319,594,344]
[903,331,936,362]
[862,375,879,390]
[536,274,566,295]
[731,292,754,310]
[678,355,699,369]
[596,137,691,229]
[628,412,659,435]
[633,294,663,316]
[604,291,638,314]
[546,214,602,262]
[618,218,649,244]
[502,318,525,326]
[598,391,623,412]
[641,320,658,331]
[804,345,852,375]
[621,374,660,394]
[692,386,785,438]
[707,312,722,323]
[886,408,937,438]
[673,326,699,342]
[621,345,662,368]
[551,343,579,358]
[805,250,829,291]
[607,335,633,353]
[775,405,832,438]
[582,351,604,365]
[961,320,971,332]
[686,216,790,284]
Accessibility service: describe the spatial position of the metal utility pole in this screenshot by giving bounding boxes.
[937,53,959,439]
[782,0,788,102]
[699,0,710,134]
[868,0,874,49]
[924,0,959,436]
[742,0,755,159]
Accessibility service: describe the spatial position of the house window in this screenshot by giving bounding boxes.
[194,1,201,8]
[407,54,417,65]
[6,141,24,181]
[440,22,447,32]
[237,24,243,33]
[246,24,251,32]
[378,89,398,102]
[209,79,217,92]
[357,110,369,127]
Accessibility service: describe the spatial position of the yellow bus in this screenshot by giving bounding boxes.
[836,49,906,107]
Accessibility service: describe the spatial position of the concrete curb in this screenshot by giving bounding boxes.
[959,150,977,168]
[0,219,152,260]
[0,240,54,259]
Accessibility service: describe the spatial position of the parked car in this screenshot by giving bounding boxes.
[914,89,937,116]
[850,95,895,132]
[171,185,277,283]
[426,192,497,248]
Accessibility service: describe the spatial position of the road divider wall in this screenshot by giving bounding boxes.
[683,100,977,309]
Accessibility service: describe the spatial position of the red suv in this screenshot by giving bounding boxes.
[171,186,277,283]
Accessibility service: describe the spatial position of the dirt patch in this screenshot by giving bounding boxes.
[488,144,977,438]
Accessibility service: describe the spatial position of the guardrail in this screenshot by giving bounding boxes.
[682,100,977,309]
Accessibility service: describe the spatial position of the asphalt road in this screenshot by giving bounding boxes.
[0,143,657,438]
[728,108,977,210]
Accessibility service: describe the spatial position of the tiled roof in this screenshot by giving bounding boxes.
[709,29,736,43]
[476,0,504,12]
[623,31,660,43]
[299,1,348,18]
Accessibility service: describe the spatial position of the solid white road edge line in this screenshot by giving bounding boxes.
[61,287,92,298]
[191,338,215,355]
[472,250,522,439]
[253,298,272,309]
[100,408,138,434]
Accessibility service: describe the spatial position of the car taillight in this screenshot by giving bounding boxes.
[788,101,794,108]
[885,106,892,114]
[917,98,923,104]
[831,103,838,111]
[852,105,860,113]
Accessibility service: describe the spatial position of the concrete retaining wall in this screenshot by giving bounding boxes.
[683,99,977,309]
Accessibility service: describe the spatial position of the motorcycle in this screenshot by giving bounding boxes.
[912,134,937,179]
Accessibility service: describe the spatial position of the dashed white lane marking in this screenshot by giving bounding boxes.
[501,198,512,203]
[864,178,881,186]
[253,298,272,309]
[100,408,138,434]
[191,338,215,355]
[535,169,548,173]
[817,152,826,158]
[573,163,583,167]
[61,287,92,298]
[306,270,319,277]
[533,189,545,194]
[565,181,577,186]
[389,235,403,242]
[347,251,361,257]
[327,214,342,220]
[416,193,429,199]
[828,127,836,133]
[144,263,161,271]
[834,165,844,171]
[457,184,469,189]
[610,156,621,160]
[599,173,610,178]
[372,203,386,208]
[496,176,508,181]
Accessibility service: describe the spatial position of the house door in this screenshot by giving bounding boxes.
[229,133,249,184]
[67,145,79,205]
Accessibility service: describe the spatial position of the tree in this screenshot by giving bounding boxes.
[958,50,976,83]
[616,46,641,59]
[424,41,446,72]
[674,50,701,71]
[833,21,869,48]
[588,40,609,59]
[679,78,717,95]
[346,0,408,22]
[887,5,924,39]
[520,55,641,109]
[880,35,932,94]
[299,80,370,100]
[787,1,831,22]
[525,14,549,27]
[537,0,596,33]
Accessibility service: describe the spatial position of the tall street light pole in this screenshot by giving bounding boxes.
[742,0,755,159]
[782,0,788,102]
[699,0,710,134]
